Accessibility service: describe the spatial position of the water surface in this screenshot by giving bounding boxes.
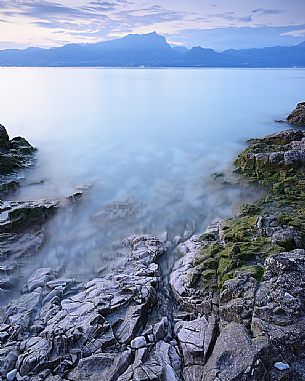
[0,68,304,280]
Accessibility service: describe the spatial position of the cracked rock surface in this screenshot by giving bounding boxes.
[2,126,305,380]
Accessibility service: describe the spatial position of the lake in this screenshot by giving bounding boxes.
[0,67,304,281]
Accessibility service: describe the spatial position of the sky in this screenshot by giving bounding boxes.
[0,0,305,50]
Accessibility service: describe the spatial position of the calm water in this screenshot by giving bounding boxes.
[0,68,304,280]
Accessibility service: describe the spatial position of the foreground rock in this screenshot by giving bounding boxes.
[0,124,85,300]
[287,102,305,126]
[169,129,305,380]
[0,235,185,380]
[0,124,37,197]
[0,194,84,299]
[0,124,36,177]
[2,127,305,381]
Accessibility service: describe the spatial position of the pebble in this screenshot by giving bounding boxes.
[274,362,290,371]
[6,369,17,381]
[131,336,147,349]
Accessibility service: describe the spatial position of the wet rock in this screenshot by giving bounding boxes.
[3,128,305,381]
[0,124,10,150]
[24,268,57,293]
[91,199,141,226]
[0,235,165,380]
[0,180,20,195]
[287,102,305,126]
[0,200,60,232]
[0,126,36,175]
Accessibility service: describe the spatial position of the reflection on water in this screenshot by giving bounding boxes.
[0,67,304,282]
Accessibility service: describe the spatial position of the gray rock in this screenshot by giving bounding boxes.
[6,369,17,381]
[176,316,216,366]
[287,102,305,126]
[0,124,10,150]
[201,323,268,381]
[274,362,290,371]
[131,336,146,349]
[68,351,133,381]
[152,317,168,342]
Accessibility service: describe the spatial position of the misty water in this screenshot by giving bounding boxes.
[0,67,305,284]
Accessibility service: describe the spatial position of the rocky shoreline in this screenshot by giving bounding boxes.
[1,104,305,381]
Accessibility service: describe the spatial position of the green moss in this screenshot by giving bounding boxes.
[222,215,258,243]
[199,232,216,242]
[194,131,305,295]
[240,203,261,216]
[238,265,264,281]
[7,206,53,229]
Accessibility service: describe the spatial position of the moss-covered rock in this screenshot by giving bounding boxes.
[189,129,305,295]
[170,128,305,381]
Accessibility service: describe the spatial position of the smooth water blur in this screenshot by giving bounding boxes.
[0,68,304,280]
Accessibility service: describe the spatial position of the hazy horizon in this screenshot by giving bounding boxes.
[1,30,304,53]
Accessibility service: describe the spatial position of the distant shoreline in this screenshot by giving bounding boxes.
[1,65,305,69]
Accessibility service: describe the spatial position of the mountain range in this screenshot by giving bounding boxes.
[0,32,304,68]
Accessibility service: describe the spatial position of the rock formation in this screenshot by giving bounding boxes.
[287,102,305,126]
[1,125,305,380]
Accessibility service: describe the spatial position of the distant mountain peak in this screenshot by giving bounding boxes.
[0,33,304,67]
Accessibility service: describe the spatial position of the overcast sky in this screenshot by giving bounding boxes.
[0,0,305,50]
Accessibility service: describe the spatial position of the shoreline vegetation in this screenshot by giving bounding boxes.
[1,103,305,380]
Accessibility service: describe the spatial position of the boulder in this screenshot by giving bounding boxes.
[0,124,36,175]
[287,102,305,126]
[0,124,10,150]
[200,323,268,381]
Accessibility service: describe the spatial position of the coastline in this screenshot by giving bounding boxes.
[1,115,305,380]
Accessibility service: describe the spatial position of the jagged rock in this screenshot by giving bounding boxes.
[3,128,305,381]
[0,124,10,150]
[287,102,305,126]
[91,199,141,226]
[6,368,17,381]
[251,249,305,381]
[0,179,20,195]
[0,200,60,232]
[200,322,268,381]
[176,315,216,366]
[152,316,168,341]
[68,351,132,381]
[0,125,36,175]
[220,272,258,329]
[0,235,165,380]
[131,336,146,349]
[24,268,57,293]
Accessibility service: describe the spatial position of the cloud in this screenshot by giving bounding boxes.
[281,28,305,37]
[169,24,305,50]
[0,1,303,49]
[0,0,193,44]
[252,8,283,15]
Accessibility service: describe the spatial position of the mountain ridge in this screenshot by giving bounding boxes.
[0,32,304,67]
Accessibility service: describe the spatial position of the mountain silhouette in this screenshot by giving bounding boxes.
[0,32,304,67]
